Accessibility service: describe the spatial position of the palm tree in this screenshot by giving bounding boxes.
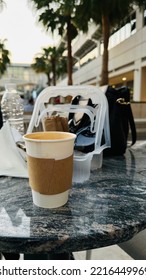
[78,0,146,86]
[29,0,87,85]
[31,55,52,86]
[0,39,11,78]
[0,0,5,11]
[31,45,67,85]
[0,2,11,78]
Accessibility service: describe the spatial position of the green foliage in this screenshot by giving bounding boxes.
[0,40,11,78]
[0,0,5,11]
[30,0,86,85]
[33,0,83,38]
[31,45,67,85]
[79,0,146,29]
[0,2,11,77]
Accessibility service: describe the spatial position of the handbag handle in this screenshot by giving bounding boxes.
[116,96,136,146]
[127,104,137,146]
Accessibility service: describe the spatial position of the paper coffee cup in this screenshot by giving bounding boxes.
[23,131,76,208]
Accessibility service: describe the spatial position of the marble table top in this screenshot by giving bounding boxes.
[0,141,146,254]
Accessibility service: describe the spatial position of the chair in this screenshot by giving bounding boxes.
[27,85,111,183]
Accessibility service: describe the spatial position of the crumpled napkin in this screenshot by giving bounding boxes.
[0,121,28,178]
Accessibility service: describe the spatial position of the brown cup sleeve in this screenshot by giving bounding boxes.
[27,154,73,195]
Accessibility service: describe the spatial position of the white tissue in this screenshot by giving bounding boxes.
[0,121,28,178]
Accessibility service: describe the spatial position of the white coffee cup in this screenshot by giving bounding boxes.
[23,131,76,208]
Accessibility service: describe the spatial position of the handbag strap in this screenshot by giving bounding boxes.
[110,86,137,147]
[127,104,137,146]
[116,97,137,146]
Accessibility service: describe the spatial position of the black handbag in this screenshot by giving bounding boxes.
[104,86,137,156]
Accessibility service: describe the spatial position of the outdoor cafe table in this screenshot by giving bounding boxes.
[0,141,146,259]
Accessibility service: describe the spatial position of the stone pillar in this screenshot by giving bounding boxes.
[133,60,142,101]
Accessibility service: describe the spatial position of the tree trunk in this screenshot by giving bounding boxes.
[100,14,110,86]
[67,17,73,85]
[47,73,51,86]
[52,58,56,86]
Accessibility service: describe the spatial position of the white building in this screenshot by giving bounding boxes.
[0,63,47,97]
[59,7,146,102]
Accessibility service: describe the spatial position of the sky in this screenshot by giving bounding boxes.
[0,0,59,64]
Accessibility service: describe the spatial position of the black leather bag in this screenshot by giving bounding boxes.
[104,86,137,156]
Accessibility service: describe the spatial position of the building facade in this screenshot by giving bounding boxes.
[0,63,47,97]
[59,7,146,102]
